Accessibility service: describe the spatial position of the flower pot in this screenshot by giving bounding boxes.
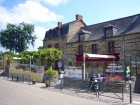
[32,81,36,84]
[32,79,36,84]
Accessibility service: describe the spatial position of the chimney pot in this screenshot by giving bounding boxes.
[76,14,83,21]
[58,22,62,27]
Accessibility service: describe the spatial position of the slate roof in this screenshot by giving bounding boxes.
[68,13,140,43]
[44,20,86,40]
[44,21,74,40]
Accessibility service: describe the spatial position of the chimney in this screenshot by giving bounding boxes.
[76,14,83,21]
[57,22,62,27]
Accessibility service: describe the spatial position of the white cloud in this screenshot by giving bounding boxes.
[12,1,63,23]
[29,0,69,6]
[0,0,64,51]
[0,0,63,27]
[44,0,69,6]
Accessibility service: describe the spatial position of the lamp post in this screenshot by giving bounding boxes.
[122,35,127,81]
[30,56,33,71]
[126,55,132,104]
[135,56,138,75]
[83,53,86,80]
[128,55,132,104]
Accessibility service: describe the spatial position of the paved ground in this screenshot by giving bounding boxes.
[0,77,140,105]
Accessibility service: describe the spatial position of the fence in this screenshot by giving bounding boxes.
[9,73,31,83]
[56,77,125,101]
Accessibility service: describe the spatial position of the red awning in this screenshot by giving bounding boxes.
[75,53,120,62]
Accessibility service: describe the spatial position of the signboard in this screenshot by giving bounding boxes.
[4,56,8,61]
[64,66,82,79]
[106,63,124,73]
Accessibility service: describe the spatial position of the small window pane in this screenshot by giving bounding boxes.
[105,28,113,37]
[108,42,115,53]
[92,44,98,54]
[78,45,83,54]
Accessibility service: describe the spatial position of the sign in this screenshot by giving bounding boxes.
[64,66,82,79]
[4,56,8,61]
[106,63,124,73]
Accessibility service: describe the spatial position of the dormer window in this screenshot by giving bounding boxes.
[57,27,60,36]
[104,24,118,38]
[78,29,91,42]
[79,34,85,42]
[49,29,52,39]
[104,27,113,38]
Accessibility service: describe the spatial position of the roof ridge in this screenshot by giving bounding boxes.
[85,13,140,28]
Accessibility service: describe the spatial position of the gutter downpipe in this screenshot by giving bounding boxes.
[83,53,86,80]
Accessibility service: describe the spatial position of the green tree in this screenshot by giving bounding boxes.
[0,22,37,53]
[18,51,36,64]
[35,48,62,70]
[5,51,15,57]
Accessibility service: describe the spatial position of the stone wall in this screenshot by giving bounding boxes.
[65,33,140,70]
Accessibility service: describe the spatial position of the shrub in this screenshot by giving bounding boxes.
[46,69,57,75]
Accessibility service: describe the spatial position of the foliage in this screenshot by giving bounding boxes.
[5,51,15,57]
[46,69,57,75]
[0,22,37,53]
[33,49,46,65]
[17,51,36,64]
[44,48,62,69]
[35,48,62,69]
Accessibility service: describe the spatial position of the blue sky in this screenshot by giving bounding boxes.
[0,0,140,52]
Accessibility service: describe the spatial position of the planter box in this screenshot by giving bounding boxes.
[45,75,58,87]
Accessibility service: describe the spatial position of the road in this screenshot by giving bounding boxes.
[0,77,111,105]
[0,77,140,105]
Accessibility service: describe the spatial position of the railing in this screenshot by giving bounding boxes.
[59,77,125,101]
[9,73,31,83]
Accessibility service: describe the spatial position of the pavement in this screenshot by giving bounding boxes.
[0,76,140,105]
[34,82,140,105]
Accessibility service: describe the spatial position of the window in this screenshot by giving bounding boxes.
[92,44,98,54]
[108,41,115,53]
[57,27,60,36]
[48,44,52,48]
[79,34,85,42]
[49,29,52,39]
[78,45,83,54]
[55,43,59,49]
[105,27,113,38]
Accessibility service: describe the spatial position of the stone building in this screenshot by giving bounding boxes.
[43,14,140,78]
[43,14,86,69]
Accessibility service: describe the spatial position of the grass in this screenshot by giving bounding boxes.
[9,67,43,82]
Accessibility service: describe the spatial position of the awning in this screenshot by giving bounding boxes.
[81,53,120,79]
[86,54,116,58]
[76,53,120,62]
[12,57,23,60]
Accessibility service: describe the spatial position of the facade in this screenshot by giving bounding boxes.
[43,14,86,69]
[43,14,140,78]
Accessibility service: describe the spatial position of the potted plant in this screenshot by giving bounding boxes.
[36,48,62,87]
[45,69,57,87]
[32,78,36,84]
